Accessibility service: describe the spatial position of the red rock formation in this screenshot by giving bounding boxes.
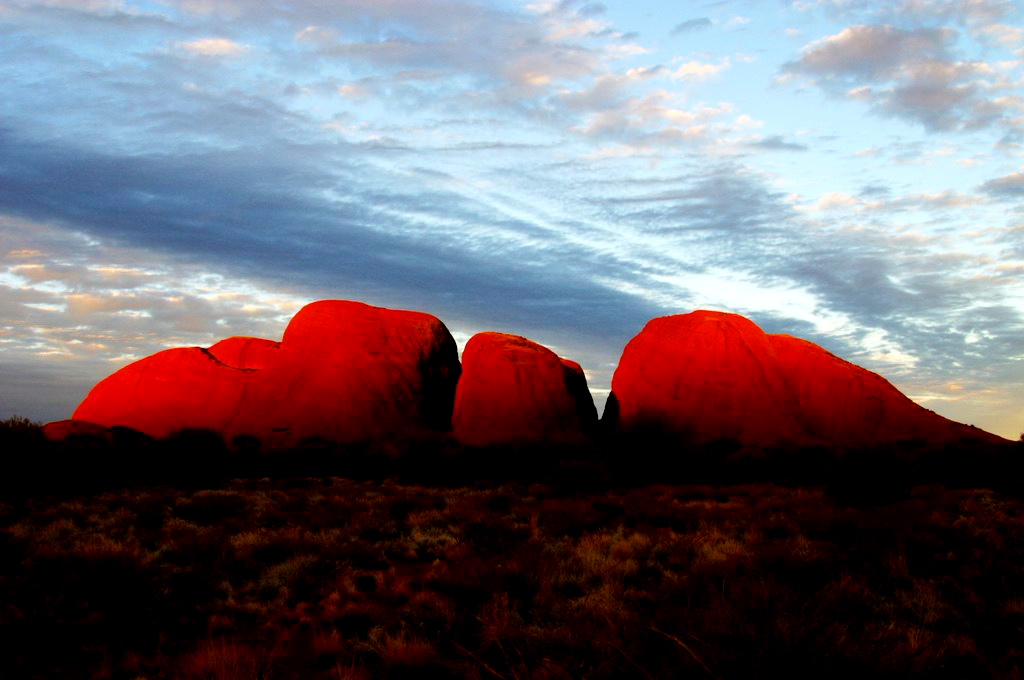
[452,332,597,447]
[73,347,254,439]
[768,334,998,446]
[606,311,808,445]
[208,336,281,369]
[232,300,460,447]
[606,310,1003,448]
[71,300,461,447]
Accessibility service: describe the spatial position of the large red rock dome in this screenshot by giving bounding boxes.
[72,301,461,447]
[452,332,597,447]
[605,310,1003,448]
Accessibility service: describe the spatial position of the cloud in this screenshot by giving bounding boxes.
[0,126,672,361]
[670,17,711,35]
[265,0,622,100]
[788,25,953,80]
[573,93,738,147]
[601,166,796,236]
[670,59,730,81]
[794,0,1016,25]
[745,134,809,151]
[813,188,981,212]
[179,37,249,56]
[980,171,1024,197]
[783,24,1022,132]
[0,0,123,11]
[974,22,1024,47]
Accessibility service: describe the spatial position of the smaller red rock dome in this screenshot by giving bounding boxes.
[452,332,597,447]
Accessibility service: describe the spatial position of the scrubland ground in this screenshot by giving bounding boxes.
[2,418,1024,679]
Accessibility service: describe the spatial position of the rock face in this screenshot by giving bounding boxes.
[208,337,281,369]
[233,300,460,447]
[452,332,597,447]
[605,310,1002,448]
[72,301,461,447]
[73,347,255,440]
[767,334,992,445]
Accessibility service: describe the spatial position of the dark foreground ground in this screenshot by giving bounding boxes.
[3,417,1024,679]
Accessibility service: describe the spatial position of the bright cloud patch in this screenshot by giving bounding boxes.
[180,38,249,57]
[671,59,731,81]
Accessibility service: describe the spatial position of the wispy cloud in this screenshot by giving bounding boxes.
[670,59,731,81]
[671,17,711,35]
[745,134,809,151]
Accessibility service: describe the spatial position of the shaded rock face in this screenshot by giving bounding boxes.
[605,310,1002,448]
[452,332,597,447]
[72,301,461,447]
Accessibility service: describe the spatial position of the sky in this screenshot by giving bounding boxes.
[1,0,1023,439]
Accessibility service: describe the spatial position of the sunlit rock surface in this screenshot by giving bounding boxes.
[72,300,461,447]
[452,332,597,447]
[604,311,808,446]
[73,347,255,440]
[232,300,460,447]
[768,334,998,445]
[60,302,1004,450]
[605,310,1004,448]
[207,336,281,369]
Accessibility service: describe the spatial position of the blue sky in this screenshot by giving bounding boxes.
[1,0,1022,438]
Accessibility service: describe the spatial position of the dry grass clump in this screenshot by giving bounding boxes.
[176,640,269,680]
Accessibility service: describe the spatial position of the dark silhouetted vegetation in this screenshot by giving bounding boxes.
[2,416,1024,678]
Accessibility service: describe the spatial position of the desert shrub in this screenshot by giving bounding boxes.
[0,416,47,498]
[827,447,914,507]
[158,429,234,488]
[175,490,250,526]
